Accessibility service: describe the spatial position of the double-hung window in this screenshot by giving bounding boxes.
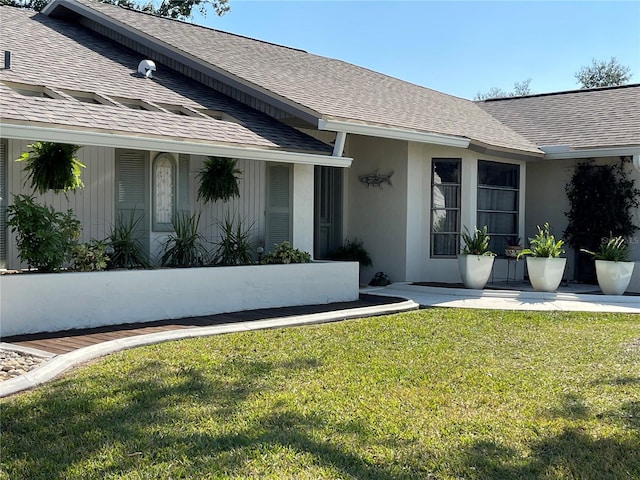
[477,160,520,253]
[431,158,461,257]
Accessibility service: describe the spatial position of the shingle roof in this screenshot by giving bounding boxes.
[478,85,640,149]
[0,6,331,154]
[56,0,542,154]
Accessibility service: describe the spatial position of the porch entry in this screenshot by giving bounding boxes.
[314,165,343,259]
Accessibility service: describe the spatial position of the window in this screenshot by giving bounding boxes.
[431,158,461,257]
[153,153,176,231]
[477,160,520,253]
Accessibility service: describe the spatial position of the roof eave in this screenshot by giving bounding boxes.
[318,118,470,148]
[1,122,352,168]
[540,145,640,160]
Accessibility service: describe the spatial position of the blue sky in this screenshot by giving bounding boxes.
[194,1,640,100]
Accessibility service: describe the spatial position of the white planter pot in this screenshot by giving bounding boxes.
[458,254,495,289]
[595,260,635,295]
[525,257,566,292]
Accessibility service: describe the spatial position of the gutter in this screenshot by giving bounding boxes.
[1,124,353,168]
[540,145,640,162]
[318,119,470,148]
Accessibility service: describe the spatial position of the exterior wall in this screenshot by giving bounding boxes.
[0,261,359,336]
[1,138,272,269]
[342,136,528,285]
[4,139,115,269]
[344,135,409,284]
[292,163,315,255]
[527,157,640,293]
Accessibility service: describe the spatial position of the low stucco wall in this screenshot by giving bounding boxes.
[0,261,359,337]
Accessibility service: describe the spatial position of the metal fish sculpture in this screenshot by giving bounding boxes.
[359,170,394,188]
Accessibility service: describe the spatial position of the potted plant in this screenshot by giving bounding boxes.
[458,226,495,289]
[17,142,84,194]
[504,236,522,258]
[581,235,635,295]
[517,223,566,292]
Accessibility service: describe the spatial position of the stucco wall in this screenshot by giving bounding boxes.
[527,157,640,292]
[344,135,409,284]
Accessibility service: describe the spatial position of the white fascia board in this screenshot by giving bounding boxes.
[541,145,640,160]
[318,119,470,148]
[0,124,352,168]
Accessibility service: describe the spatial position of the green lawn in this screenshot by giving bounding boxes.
[1,308,639,479]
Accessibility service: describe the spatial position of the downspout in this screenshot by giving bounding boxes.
[332,131,347,157]
[633,154,640,172]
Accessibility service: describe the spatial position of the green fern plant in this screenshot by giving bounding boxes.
[518,223,565,258]
[17,142,84,194]
[197,157,241,203]
[460,226,494,256]
[581,235,630,262]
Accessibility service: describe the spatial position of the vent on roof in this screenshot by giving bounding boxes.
[3,51,10,70]
[137,59,156,79]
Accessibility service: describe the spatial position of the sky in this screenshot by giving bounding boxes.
[192,0,640,100]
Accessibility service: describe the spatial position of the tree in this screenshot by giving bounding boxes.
[575,57,631,89]
[474,78,532,100]
[0,0,229,19]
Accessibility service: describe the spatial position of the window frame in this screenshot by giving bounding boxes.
[430,158,462,258]
[476,160,520,253]
[152,152,177,232]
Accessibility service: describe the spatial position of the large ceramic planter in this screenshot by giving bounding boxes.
[595,260,635,295]
[458,254,495,289]
[525,257,566,292]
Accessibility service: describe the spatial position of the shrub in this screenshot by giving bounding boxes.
[264,241,311,264]
[161,211,209,267]
[71,240,109,272]
[328,237,372,267]
[106,211,151,269]
[6,194,81,272]
[212,213,254,266]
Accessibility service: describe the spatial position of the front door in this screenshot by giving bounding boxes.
[314,166,343,259]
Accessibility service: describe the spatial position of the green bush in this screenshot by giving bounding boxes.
[106,211,151,269]
[212,213,254,266]
[7,194,81,272]
[328,237,373,267]
[71,240,109,272]
[264,241,311,264]
[161,211,209,267]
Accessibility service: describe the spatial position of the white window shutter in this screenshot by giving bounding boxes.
[265,164,292,251]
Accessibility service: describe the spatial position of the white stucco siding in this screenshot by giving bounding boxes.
[344,135,409,284]
[4,139,115,270]
[292,163,315,256]
[527,157,640,292]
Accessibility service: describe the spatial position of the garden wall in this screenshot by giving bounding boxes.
[0,261,359,336]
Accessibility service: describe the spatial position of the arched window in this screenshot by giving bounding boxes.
[153,153,176,231]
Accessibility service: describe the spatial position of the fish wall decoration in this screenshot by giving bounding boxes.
[359,169,394,188]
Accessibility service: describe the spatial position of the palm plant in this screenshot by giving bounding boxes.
[106,211,151,269]
[212,213,255,265]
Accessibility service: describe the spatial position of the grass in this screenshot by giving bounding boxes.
[1,308,639,479]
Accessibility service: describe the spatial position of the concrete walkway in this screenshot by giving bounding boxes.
[2,282,638,398]
[366,282,640,313]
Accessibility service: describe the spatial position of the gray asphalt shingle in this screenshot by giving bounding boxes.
[477,85,640,149]
[61,0,541,154]
[0,6,331,153]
